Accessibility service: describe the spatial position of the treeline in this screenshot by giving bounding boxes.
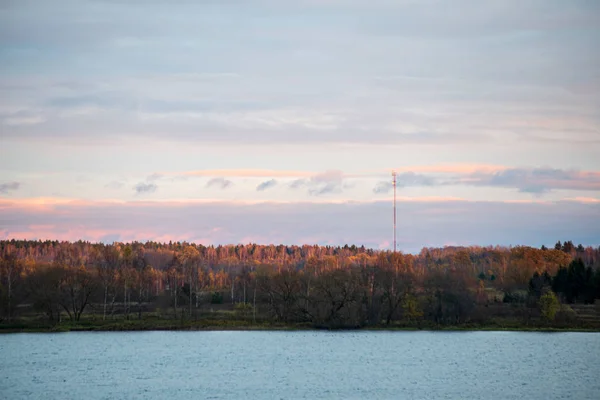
[1,239,599,329]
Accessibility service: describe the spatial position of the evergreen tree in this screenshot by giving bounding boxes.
[567,258,586,303]
[529,271,552,299]
[563,241,574,254]
[552,267,569,301]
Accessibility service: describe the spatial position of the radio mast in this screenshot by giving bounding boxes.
[392,170,397,253]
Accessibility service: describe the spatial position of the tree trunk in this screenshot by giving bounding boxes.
[109,291,117,319]
[7,267,12,322]
[189,268,193,319]
[174,286,178,317]
[253,284,257,324]
[103,285,108,321]
[124,284,128,320]
[138,286,143,320]
[127,290,131,320]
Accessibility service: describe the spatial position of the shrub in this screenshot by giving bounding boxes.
[210,292,224,304]
[555,304,577,324]
[538,290,560,322]
[503,290,528,304]
[234,303,254,318]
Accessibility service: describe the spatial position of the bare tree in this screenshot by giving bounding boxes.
[58,266,97,322]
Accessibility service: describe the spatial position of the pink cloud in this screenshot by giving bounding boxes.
[1,197,598,253]
[378,240,390,250]
[0,197,470,211]
[564,197,600,204]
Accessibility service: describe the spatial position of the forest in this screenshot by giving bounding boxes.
[1,239,600,332]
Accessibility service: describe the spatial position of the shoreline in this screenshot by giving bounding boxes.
[2,322,599,334]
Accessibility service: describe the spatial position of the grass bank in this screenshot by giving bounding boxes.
[2,317,599,334]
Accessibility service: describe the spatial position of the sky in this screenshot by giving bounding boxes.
[1,0,599,253]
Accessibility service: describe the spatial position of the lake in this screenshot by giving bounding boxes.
[1,331,599,399]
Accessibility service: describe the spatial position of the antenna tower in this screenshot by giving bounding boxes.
[392,170,397,253]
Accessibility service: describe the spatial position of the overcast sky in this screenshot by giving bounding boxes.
[1,0,599,252]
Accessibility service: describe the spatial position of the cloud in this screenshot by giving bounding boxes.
[134,182,157,194]
[309,183,339,196]
[161,165,507,182]
[0,182,20,194]
[1,1,597,149]
[1,197,598,253]
[206,177,233,189]
[3,112,46,126]
[289,179,307,189]
[307,170,345,196]
[368,167,600,194]
[1,1,598,214]
[373,172,437,194]
[287,170,345,195]
[462,168,600,193]
[373,181,392,194]
[256,179,277,191]
[564,197,600,204]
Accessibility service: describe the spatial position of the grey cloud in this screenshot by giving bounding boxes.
[46,92,133,109]
[373,181,392,194]
[373,172,437,194]
[1,198,598,254]
[288,171,345,195]
[0,100,500,146]
[1,1,597,147]
[367,168,600,194]
[2,110,46,126]
[145,172,190,184]
[398,172,436,187]
[309,183,340,196]
[307,170,344,196]
[134,182,157,194]
[464,168,600,193]
[256,179,277,191]
[358,1,600,39]
[206,177,233,189]
[289,179,307,189]
[0,181,20,194]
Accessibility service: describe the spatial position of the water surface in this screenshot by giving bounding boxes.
[1,331,599,399]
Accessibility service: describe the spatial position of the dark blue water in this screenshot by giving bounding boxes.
[1,331,598,399]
